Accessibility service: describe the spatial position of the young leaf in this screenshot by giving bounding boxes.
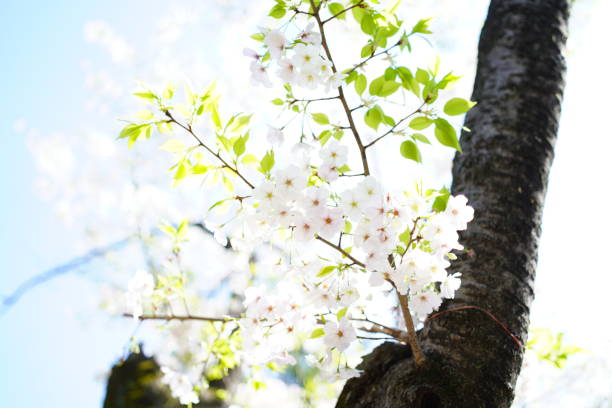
[233,134,248,157]
[133,92,157,102]
[268,4,286,18]
[434,118,461,151]
[355,74,367,96]
[259,150,275,174]
[211,104,222,130]
[160,139,186,152]
[411,133,431,144]
[411,18,432,34]
[415,68,429,84]
[400,140,422,163]
[312,112,330,125]
[319,129,333,145]
[310,328,325,339]
[369,76,400,97]
[364,106,383,130]
[317,265,336,277]
[432,187,450,212]
[230,114,253,133]
[408,116,433,130]
[360,13,376,35]
[328,2,346,19]
[134,110,154,120]
[443,98,477,116]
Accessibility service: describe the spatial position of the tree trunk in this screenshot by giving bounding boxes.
[336,1,569,407]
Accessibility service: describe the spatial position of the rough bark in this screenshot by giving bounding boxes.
[103,352,226,408]
[337,1,569,407]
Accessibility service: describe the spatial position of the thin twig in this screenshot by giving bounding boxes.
[315,235,365,268]
[358,335,396,341]
[344,42,401,77]
[164,110,255,189]
[322,1,365,24]
[289,96,340,105]
[123,313,231,323]
[311,0,370,176]
[364,101,428,149]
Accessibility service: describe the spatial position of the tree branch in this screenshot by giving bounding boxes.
[164,110,255,189]
[310,0,370,176]
[123,313,232,323]
[322,1,365,24]
[344,42,401,77]
[397,290,426,367]
[315,235,365,267]
[0,236,132,315]
[364,102,428,149]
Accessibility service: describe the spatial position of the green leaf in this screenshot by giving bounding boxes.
[384,67,397,81]
[352,5,366,23]
[443,98,477,116]
[133,92,157,102]
[369,76,400,97]
[360,42,375,58]
[241,153,259,165]
[408,116,433,130]
[209,197,231,212]
[312,112,330,125]
[162,84,175,100]
[157,122,173,134]
[259,150,275,174]
[191,164,209,174]
[360,13,376,35]
[173,162,188,182]
[355,74,367,96]
[411,18,432,34]
[328,2,346,19]
[364,106,383,130]
[434,118,461,151]
[411,133,431,144]
[271,98,284,105]
[318,129,333,145]
[343,220,352,234]
[118,123,143,140]
[437,72,461,90]
[160,139,185,152]
[217,135,233,152]
[317,265,336,277]
[432,187,450,212]
[337,307,348,321]
[230,114,252,133]
[415,68,429,84]
[400,140,422,162]
[134,109,154,120]
[310,328,325,339]
[210,104,222,130]
[250,32,265,42]
[268,4,286,19]
[233,134,248,157]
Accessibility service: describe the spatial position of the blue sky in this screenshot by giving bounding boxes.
[0,1,145,406]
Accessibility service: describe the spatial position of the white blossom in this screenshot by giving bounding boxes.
[263,29,287,60]
[324,318,356,351]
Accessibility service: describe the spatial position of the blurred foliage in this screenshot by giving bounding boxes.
[527,328,584,368]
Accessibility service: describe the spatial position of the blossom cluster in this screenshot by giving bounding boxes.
[118,1,477,404]
[233,168,473,371]
[245,23,345,90]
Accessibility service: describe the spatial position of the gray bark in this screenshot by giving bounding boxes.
[336,0,570,407]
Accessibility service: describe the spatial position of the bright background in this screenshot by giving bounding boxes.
[1,0,611,406]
